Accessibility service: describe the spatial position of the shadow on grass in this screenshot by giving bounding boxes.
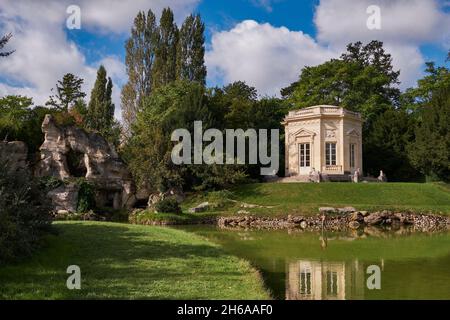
[0,222,257,299]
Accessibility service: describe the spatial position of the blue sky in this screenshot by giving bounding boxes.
[0,0,449,119]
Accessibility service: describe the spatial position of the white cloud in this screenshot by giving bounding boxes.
[79,0,200,34]
[314,0,450,88]
[206,20,337,96]
[250,0,274,13]
[206,0,449,95]
[0,0,199,120]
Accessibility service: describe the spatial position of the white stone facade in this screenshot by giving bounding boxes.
[283,105,363,177]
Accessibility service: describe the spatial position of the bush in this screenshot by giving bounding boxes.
[154,198,182,214]
[75,179,96,213]
[0,162,52,264]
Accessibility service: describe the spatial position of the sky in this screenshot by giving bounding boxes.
[0,0,449,120]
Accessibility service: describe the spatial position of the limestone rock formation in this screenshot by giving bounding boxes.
[35,114,136,211]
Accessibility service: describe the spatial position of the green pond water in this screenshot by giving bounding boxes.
[178,226,450,300]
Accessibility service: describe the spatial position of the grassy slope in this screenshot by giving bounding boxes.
[0,222,270,300]
[175,182,450,220]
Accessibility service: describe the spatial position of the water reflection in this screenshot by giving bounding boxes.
[286,231,379,300]
[286,259,366,300]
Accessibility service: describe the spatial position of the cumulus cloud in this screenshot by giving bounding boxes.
[206,0,449,95]
[0,0,199,120]
[314,0,450,88]
[78,0,200,34]
[206,20,337,96]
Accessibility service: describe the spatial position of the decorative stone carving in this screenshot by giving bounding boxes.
[309,168,321,183]
[325,130,336,138]
[377,170,387,182]
[352,168,361,183]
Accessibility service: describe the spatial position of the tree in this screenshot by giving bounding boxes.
[282,41,406,177]
[401,62,450,115]
[0,95,33,141]
[283,41,400,127]
[176,14,207,84]
[46,73,86,111]
[86,66,115,134]
[407,81,450,182]
[121,10,158,135]
[0,33,14,57]
[364,109,420,181]
[152,8,178,89]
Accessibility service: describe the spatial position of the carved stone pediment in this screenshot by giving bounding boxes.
[346,128,360,137]
[291,128,316,138]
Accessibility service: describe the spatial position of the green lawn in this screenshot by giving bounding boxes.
[175,182,450,220]
[0,222,270,300]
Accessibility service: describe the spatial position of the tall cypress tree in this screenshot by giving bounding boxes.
[87,65,114,135]
[176,14,206,84]
[121,10,158,135]
[152,8,178,89]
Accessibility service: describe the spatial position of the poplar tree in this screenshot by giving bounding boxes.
[176,14,206,84]
[86,66,114,135]
[152,8,178,89]
[121,10,158,135]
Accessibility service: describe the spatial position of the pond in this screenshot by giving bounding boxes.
[177,226,450,300]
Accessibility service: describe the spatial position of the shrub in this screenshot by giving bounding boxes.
[75,179,96,213]
[154,198,182,214]
[0,162,52,264]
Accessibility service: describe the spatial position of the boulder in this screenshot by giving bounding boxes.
[350,211,364,222]
[319,207,336,214]
[47,183,79,213]
[189,202,210,213]
[338,207,357,214]
[148,187,185,208]
[364,212,383,226]
[349,221,360,229]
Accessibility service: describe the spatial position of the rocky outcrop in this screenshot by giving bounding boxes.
[0,141,28,172]
[35,114,136,211]
[47,182,79,213]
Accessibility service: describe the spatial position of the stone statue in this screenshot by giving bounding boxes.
[352,168,361,183]
[377,170,387,182]
[309,168,321,183]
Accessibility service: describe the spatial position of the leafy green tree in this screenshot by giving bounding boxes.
[401,62,450,115]
[0,33,14,57]
[283,41,400,126]
[283,41,406,178]
[364,109,420,181]
[176,14,207,84]
[86,66,115,134]
[125,81,246,192]
[121,10,158,135]
[152,8,178,89]
[46,73,86,111]
[407,81,450,182]
[0,95,33,141]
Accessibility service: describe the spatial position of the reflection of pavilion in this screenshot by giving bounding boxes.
[286,260,365,300]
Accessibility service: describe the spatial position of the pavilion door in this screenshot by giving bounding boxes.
[299,143,311,175]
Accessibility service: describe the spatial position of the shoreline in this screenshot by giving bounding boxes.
[129,209,450,232]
